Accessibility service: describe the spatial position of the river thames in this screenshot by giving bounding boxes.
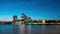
[0,24,60,34]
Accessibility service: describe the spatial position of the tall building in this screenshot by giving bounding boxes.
[12,13,32,24]
[21,13,27,20]
[21,13,27,24]
[13,15,17,21]
[13,15,17,24]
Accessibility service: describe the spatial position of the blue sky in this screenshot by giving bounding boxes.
[0,0,60,21]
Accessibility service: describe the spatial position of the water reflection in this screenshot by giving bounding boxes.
[19,24,25,34]
[19,25,31,34]
[42,25,46,34]
[13,25,20,34]
[0,25,60,34]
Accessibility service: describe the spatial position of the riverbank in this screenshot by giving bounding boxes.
[25,23,60,25]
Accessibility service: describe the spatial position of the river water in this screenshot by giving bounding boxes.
[0,24,60,34]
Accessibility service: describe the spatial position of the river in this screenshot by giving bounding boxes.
[0,24,60,34]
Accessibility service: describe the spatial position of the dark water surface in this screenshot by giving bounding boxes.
[0,24,60,34]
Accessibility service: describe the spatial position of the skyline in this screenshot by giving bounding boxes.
[0,0,60,21]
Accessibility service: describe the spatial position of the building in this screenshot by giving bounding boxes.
[12,13,32,24]
[13,15,17,24]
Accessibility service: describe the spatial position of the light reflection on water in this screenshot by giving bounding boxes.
[19,24,31,34]
[0,24,60,34]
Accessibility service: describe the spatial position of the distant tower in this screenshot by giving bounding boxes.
[21,13,27,20]
[13,15,17,24]
[21,13,27,24]
[13,15,17,21]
